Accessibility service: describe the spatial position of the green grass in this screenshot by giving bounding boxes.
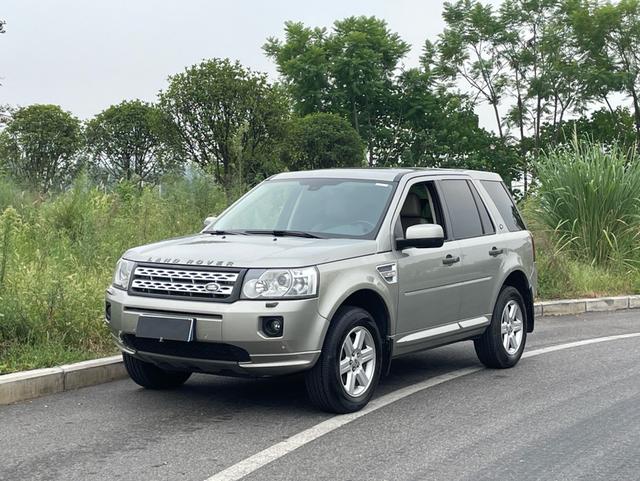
[534,139,640,268]
[0,174,226,374]
[531,229,640,299]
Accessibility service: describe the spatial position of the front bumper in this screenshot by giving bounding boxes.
[105,287,328,376]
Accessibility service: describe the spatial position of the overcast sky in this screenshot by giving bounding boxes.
[1,0,501,126]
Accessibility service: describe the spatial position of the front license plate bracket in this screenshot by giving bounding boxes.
[136,316,196,342]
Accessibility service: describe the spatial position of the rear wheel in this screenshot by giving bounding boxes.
[305,306,382,413]
[474,286,527,368]
[123,353,191,389]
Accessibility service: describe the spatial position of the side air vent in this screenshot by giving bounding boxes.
[376,263,398,284]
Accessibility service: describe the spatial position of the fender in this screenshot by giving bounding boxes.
[316,255,398,335]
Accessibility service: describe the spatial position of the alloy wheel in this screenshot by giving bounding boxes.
[339,326,376,397]
[501,299,524,355]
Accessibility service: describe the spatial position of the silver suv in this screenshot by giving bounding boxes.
[106,168,536,413]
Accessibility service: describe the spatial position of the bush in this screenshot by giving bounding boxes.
[0,174,226,373]
[534,139,640,268]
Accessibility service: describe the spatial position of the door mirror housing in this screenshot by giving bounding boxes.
[203,215,217,229]
[396,224,444,250]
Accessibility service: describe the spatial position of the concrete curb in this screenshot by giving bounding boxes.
[1,294,639,406]
[535,295,640,317]
[0,355,125,405]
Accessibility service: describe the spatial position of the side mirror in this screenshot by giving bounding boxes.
[396,224,444,250]
[203,215,217,229]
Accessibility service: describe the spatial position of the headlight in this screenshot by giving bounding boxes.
[242,267,318,299]
[112,259,134,290]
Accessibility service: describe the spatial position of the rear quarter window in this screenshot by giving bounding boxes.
[480,180,527,232]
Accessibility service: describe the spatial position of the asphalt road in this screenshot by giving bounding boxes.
[2,310,639,481]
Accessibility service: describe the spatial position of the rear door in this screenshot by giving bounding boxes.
[437,178,502,323]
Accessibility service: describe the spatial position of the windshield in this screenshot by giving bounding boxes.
[210,178,396,239]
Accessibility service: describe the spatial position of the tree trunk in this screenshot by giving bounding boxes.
[492,102,503,139]
[515,68,527,196]
[631,87,640,153]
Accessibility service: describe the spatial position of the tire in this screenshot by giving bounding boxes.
[474,286,527,369]
[123,352,191,389]
[305,306,382,414]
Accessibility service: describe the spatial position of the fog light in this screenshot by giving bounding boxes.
[105,301,112,322]
[261,316,284,337]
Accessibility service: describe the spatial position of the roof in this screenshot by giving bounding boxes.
[270,168,502,182]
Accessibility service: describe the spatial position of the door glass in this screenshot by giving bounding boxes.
[440,180,484,239]
[397,181,443,238]
[469,182,495,235]
[480,180,526,231]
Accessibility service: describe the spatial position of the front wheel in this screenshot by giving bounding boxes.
[305,306,382,413]
[474,286,527,369]
[123,353,191,389]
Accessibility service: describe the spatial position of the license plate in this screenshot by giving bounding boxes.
[136,316,195,342]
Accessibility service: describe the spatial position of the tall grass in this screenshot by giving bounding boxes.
[534,139,640,268]
[0,174,226,373]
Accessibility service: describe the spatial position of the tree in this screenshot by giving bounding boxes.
[85,100,177,185]
[541,107,637,149]
[280,113,364,171]
[391,67,519,183]
[568,0,640,151]
[158,59,288,197]
[0,104,82,192]
[436,0,509,139]
[265,16,410,165]
[434,0,589,193]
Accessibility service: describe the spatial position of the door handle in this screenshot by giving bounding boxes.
[442,254,460,265]
[489,247,504,257]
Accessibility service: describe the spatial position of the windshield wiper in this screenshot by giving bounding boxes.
[244,230,323,239]
[205,229,248,236]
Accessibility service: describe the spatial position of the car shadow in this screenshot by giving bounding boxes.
[118,341,482,417]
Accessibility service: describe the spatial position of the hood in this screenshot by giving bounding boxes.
[123,233,377,268]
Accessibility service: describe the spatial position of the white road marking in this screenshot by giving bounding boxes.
[204,332,640,481]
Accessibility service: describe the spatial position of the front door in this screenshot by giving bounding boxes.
[394,180,466,348]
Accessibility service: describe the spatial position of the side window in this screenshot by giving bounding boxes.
[396,181,446,238]
[480,180,526,231]
[469,182,495,235]
[439,179,484,239]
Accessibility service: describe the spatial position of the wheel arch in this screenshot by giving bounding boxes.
[339,289,391,340]
[500,269,535,332]
[326,287,394,375]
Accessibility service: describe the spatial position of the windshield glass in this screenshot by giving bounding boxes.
[210,178,396,239]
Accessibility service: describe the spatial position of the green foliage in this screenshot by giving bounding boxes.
[385,68,520,182]
[266,15,514,173]
[158,59,289,196]
[265,16,410,164]
[533,139,640,267]
[567,0,640,149]
[542,107,637,149]
[531,229,638,299]
[85,100,179,185]
[280,113,364,170]
[0,104,83,192]
[437,0,509,138]
[0,174,226,374]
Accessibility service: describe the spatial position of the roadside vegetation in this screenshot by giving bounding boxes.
[2,0,640,372]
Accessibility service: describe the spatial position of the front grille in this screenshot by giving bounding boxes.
[122,335,250,362]
[129,264,241,301]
